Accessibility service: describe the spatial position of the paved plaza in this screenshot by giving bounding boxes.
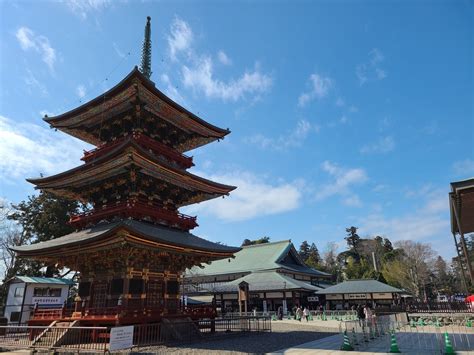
[272,327,474,355]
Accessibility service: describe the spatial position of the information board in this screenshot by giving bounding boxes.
[109,325,134,351]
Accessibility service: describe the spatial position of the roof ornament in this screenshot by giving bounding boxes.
[140,16,152,79]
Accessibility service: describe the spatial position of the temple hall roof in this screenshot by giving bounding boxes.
[188,240,331,277]
[11,220,241,256]
[315,279,403,294]
[209,271,323,293]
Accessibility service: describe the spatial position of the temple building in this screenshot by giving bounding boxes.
[12,17,240,326]
[184,240,332,313]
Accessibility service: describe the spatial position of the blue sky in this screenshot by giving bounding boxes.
[0,0,472,259]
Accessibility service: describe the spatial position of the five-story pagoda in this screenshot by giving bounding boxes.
[12,17,240,326]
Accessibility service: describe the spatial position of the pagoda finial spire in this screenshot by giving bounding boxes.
[140,16,152,79]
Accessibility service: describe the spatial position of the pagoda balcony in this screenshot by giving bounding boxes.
[69,199,198,231]
[29,303,216,325]
[81,132,194,169]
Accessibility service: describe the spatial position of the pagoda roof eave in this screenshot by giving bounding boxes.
[27,139,236,195]
[11,220,241,257]
[44,67,230,138]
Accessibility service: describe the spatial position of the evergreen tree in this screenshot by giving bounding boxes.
[6,192,81,277]
[305,243,321,268]
[298,240,310,261]
[345,226,361,254]
[241,236,270,246]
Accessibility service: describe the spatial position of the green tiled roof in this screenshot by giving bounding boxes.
[14,276,74,285]
[189,240,330,277]
[315,279,403,294]
[209,271,323,293]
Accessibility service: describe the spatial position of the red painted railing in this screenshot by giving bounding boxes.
[69,199,198,230]
[81,132,194,169]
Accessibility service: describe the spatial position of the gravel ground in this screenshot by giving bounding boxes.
[130,321,337,355]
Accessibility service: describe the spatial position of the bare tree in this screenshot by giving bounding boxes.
[382,240,436,299]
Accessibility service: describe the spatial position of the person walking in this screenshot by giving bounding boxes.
[296,306,303,321]
[364,304,374,327]
[357,304,365,327]
[303,307,310,322]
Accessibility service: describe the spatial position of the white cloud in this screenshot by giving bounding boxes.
[16,27,57,71]
[316,161,368,203]
[164,17,272,103]
[360,136,395,154]
[62,0,111,19]
[349,105,358,113]
[76,85,86,99]
[0,115,92,182]
[298,74,333,107]
[23,69,48,96]
[168,17,193,60]
[217,50,232,65]
[182,57,272,101]
[359,190,449,243]
[356,48,387,86]
[343,195,363,207]
[453,159,474,176]
[160,74,185,104]
[246,119,319,150]
[112,42,125,58]
[183,171,302,222]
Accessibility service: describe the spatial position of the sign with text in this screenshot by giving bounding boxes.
[372,293,393,300]
[32,297,62,305]
[345,293,369,300]
[307,296,319,302]
[109,326,134,351]
[326,294,343,300]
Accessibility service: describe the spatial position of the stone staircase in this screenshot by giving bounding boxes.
[32,320,78,348]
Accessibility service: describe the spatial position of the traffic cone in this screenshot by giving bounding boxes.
[271,314,277,321]
[444,332,455,355]
[410,318,416,328]
[322,311,327,321]
[308,313,313,321]
[287,313,291,320]
[435,318,441,328]
[351,327,359,346]
[340,330,354,351]
[418,317,425,326]
[389,331,401,353]
[466,319,472,328]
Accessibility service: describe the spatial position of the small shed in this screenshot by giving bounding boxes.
[4,276,74,323]
[316,279,403,309]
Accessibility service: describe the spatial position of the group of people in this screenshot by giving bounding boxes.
[276,305,311,321]
[356,303,375,326]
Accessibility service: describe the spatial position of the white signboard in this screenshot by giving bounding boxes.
[372,293,393,300]
[109,326,134,351]
[345,293,369,300]
[32,297,62,305]
[326,294,344,300]
[307,296,319,302]
[263,300,267,313]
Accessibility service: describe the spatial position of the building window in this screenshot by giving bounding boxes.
[167,280,179,295]
[129,279,144,295]
[110,279,124,295]
[49,288,61,297]
[14,287,24,297]
[33,287,62,297]
[10,312,20,322]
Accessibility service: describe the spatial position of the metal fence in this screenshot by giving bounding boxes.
[0,316,271,352]
[339,312,474,353]
[0,324,108,352]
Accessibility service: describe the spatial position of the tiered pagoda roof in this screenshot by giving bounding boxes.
[44,67,229,152]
